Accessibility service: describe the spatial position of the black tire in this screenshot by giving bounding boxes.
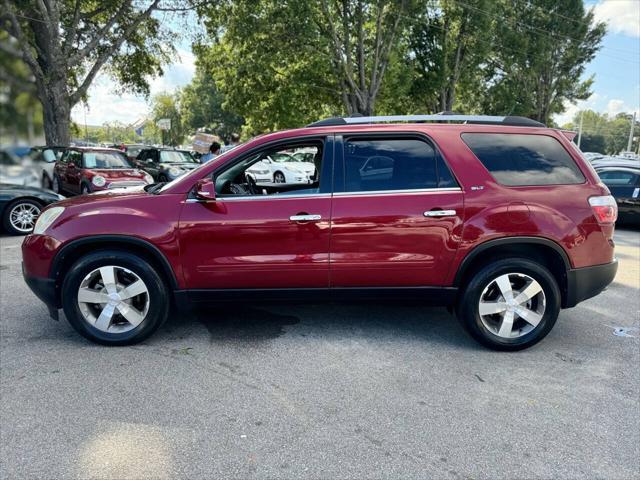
[273,171,286,183]
[42,174,53,190]
[52,175,62,194]
[61,250,170,345]
[456,257,560,351]
[2,199,42,235]
[159,174,168,182]
[81,183,91,195]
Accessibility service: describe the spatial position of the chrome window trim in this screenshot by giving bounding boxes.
[186,193,332,203]
[333,187,461,197]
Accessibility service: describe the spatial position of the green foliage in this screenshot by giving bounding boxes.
[196,0,340,134]
[192,0,607,132]
[478,0,606,124]
[180,63,243,142]
[151,92,185,146]
[563,110,639,155]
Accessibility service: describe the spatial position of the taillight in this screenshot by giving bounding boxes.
[589,195,618,224]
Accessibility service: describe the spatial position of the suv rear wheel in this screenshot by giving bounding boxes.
[61,250,169,345]
[457,258,560,351]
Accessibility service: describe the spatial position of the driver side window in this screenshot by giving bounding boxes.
[215,141,325,197]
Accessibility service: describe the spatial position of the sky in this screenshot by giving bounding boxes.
[70,0,640,128]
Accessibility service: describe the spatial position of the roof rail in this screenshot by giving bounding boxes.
[307,114,546,128]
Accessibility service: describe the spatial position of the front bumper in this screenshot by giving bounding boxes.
[565,259,618,308]
[22,263,60,319]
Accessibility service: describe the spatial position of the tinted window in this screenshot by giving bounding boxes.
[160,150,196,163]
[462,133,585,186]
[598,170,638,186]
[343,138,455,192]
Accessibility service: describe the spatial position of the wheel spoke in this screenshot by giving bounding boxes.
[99,266,117,294]
[95,303,116,331]
[514,280,542,305]
[497,310,515,337]
[494,274,514,301]
[515,307,543,327]
[78,288,110,304]
[116,303,145,327]
[479,301,508,316]
[119,280,147,300]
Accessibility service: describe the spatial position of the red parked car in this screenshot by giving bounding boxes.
[22,115,618,350]
[52,147,153,195]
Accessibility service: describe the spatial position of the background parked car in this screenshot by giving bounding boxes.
[595,165,640,226]
[53,147,153,195]
[134,147,201,182]
[122,144,147,163]
[245,149,318,184]
[29,146,66,189]
[0,149,40,188]
[0,183,64,235]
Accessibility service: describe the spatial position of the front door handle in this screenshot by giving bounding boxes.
[424,210,457,217]
[290,214,321,222]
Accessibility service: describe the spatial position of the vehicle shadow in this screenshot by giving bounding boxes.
[158,302,481,351]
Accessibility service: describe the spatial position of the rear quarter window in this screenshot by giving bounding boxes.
[461,133,585,186]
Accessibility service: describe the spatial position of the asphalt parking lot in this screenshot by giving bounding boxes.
[1,229,638,479]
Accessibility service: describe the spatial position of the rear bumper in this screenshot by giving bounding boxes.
[565,259,618,308]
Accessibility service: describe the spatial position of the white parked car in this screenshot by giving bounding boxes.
[29,146,66,189]
[246,150,318,185]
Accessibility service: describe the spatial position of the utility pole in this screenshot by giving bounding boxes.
[626,111,636,152]
[577,111,584,149]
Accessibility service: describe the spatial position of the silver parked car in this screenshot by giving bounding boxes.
[0,149,40,188]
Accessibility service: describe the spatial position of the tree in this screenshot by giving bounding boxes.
[563,110,639,155]
[196,0,420,132]
[151,92,184,146]
[180,62,243,142]
[317,0,411,115]
[409,0,495,113]
[479,0,606,124]
[0,0,192,146]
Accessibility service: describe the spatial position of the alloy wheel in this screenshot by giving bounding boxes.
[478,273,546,339]
[9,202,41,233]
[274,172,286,183]
[77,265,150,333]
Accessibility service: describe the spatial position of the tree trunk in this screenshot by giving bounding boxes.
[39,78,71,146]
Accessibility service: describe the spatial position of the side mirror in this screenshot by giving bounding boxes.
[194,178,216,201]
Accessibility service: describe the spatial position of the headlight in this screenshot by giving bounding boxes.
[143,173,154,184]
[33,207,65,235]
[92,175,106,187]
[167,167,182,178]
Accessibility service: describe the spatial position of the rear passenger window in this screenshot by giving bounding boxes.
[343,138,457,192]
[598,170,638,186]
[462,133,585,186]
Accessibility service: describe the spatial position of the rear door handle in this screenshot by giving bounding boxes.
[290,214,321,222]
[424,210,457,217]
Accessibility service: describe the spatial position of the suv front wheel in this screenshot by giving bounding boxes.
[61,250,169,345]
[457,258,560,351]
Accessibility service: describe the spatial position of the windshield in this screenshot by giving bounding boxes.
[83,151,132,169]
[0,151,20,166]
[126,146,145,157]
[160,150,196,163]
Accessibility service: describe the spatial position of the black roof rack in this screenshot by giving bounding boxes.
[307,114,545,128]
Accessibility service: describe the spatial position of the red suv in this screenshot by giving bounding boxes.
[53,147,153,195]
[22,115,618,350]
